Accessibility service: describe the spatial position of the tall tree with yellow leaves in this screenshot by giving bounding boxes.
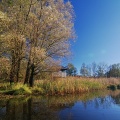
[0,0,75,86]
[23,0,75,86]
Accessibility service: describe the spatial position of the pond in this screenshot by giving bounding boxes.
[0,90,120,120]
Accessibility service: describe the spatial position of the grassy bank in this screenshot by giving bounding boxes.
[0,77,120,95]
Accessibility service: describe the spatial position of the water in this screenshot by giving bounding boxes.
[0,90,120,120]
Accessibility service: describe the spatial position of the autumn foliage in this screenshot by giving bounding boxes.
[0,0,75,86]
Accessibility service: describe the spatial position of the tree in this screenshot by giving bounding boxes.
[96,63,108,77]
[80,62,108,77]
[66,63,77,76]
[0,0,75,86]
[107,63,120,78]
[23,0,75,86]
[91,62,97,77]
[0,57,10,80]
[0,0,28,84]
[80,63,89,77]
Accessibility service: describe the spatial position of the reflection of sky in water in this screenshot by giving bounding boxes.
[58,95,120,120]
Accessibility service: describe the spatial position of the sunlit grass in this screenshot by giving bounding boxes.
[1,77,120,95]
[0,83,32,95]
[34,77,105,95]
[0,82,10,90]
[12,84,32,95]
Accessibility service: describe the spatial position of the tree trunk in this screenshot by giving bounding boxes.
[24,59,31,84]
[16,42,23,82]
[9,53,15,85]
[16,59,21,82]
[9,69,14,85]
[29,64,35,87]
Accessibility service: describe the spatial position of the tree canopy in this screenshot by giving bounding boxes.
[66,63,77,76]
[0,0,75,86]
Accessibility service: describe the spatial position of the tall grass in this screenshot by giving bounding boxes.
[33,77,105,95]
[1,77,120,95]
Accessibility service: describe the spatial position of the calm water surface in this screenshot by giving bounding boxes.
[0,90,120,120]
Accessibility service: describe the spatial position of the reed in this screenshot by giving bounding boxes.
[33,77,105,95]
[1,77,120,95]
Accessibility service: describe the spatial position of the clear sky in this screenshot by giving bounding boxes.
[67,0,120,71]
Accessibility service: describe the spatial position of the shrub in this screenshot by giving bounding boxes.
[107,85,117,91]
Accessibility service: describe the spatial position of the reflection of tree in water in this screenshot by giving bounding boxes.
[0,97,58,120]
[110,90,120,105]
[1,90,120,120]
[0,91,106,120]
[42,91,109,111]
[82,96,114,109]
[0,99,7,118]
[49,102,74,111]
[82,90,120,109]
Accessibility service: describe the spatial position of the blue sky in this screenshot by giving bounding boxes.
[66,0,120,71]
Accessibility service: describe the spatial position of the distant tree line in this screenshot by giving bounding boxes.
[80,62,120,78]
[66,62,120,78]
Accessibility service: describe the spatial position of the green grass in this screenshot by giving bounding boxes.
[0,83,32,95]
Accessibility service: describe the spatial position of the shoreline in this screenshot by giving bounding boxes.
[0,77,120,96]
